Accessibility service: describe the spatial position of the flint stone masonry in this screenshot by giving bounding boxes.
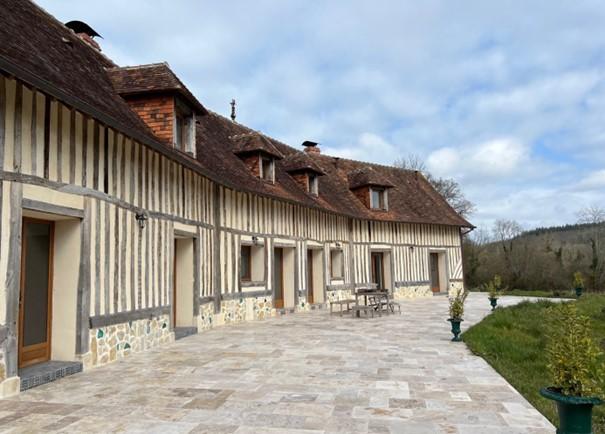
[89,314,173,367]
[0,294,555,433]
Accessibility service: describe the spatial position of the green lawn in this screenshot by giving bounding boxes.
[463,295,605,433]
[470,288,574,298]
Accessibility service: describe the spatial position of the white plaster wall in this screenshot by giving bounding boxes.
[175,238,194,327]
[283,248,296,308]
[51,220,80,361]
[311,249,325,303]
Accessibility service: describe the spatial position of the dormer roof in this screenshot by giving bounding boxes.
[231,133,283,159]
[106,62,207,115]
[282,153,325,176]
[348,168,395,190]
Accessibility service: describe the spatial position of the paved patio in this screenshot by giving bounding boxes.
[0,293,555,433]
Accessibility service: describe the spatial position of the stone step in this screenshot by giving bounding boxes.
[19,360,83,392]
[174,326,198,340]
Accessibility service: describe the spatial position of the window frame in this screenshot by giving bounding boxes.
[330,249,344,280]
[240,245,252,281]
[370,187,388,210]
[308,173,319,195]
[260,156,275,183]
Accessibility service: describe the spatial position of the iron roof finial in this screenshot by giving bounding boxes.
[230,99,236,122]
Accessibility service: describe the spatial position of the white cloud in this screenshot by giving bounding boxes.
[427,138,529,180]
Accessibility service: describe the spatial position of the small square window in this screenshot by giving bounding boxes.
[260,157,274,182]
[309,174,318,195]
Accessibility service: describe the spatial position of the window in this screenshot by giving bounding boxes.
[370,188,387,210]
[260,157,274,182]
[174,101,195,155]
[309,174,319,195]
[240,242,265,282]
[240,245,251,281]
[330,249,344,279]
[175,114,186,151]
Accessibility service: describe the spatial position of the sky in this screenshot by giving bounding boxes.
[35,0,605,232]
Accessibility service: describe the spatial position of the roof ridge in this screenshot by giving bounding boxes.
[107,62,170,71]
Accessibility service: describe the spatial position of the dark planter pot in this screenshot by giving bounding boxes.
[447,318,463,342]
[540,387,603,434]
[575,287,583,298]
[489,297,498,311]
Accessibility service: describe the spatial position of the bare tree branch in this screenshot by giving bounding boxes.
[394,154,475,217]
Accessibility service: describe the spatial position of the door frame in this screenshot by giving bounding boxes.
[18,217,55,368]
[370,252,385,289]
[273,247,284,308]
[428,250,449,293]
[307,249,314,304]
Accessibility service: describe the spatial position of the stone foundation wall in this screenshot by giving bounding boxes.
[198,296,274,331]
[0,347,19,398]
[393,284,432,299]
[89,314,173,367]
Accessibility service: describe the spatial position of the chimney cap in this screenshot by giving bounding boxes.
[65,20,102,38]
[302,140,318,148]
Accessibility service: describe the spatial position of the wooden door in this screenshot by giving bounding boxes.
[19,218,54,368]
[429,253,440,293]
[307,250,314,304]
[371,252,384,289]
[273,248,284,308]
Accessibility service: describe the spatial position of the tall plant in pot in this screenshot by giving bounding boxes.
[447,290,468,342]
[573,272,585,298]
[540,302,604,434]
[484,274,502,311]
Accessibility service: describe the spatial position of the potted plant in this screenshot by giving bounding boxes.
[573,272,585,298]
[447,290,468,342]
[540,302,604,434]
[484,274,502,311]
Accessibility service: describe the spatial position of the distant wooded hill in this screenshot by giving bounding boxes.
[463,222,605,292]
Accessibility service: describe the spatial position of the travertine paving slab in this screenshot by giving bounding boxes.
[0,294,555,433]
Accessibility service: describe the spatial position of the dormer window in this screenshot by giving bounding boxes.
[309,174,319,195]
[260,157,275,183]
[282,148,325,196]
[231,133,283,182]
[348,167,394,211]
[106,63,206,158]
[370,187,387,210]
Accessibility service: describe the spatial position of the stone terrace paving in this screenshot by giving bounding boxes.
[0,293,555,433]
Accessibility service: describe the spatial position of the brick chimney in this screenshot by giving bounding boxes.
[64,20,102,52]
[302,140,320,154]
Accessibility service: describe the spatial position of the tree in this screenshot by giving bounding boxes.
[492,219,526,288]
[576,205,605,291]
[577,205,605,224]
[394,154,475,217]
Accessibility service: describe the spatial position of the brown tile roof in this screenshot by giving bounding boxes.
[348,167,395,189]
[281,153,325,176]
[106,63,206,115]
[230,133,283,159]
[195,112,472,227]
[1,0,472,228]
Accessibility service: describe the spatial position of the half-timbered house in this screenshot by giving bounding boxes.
[0,0,472,396]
